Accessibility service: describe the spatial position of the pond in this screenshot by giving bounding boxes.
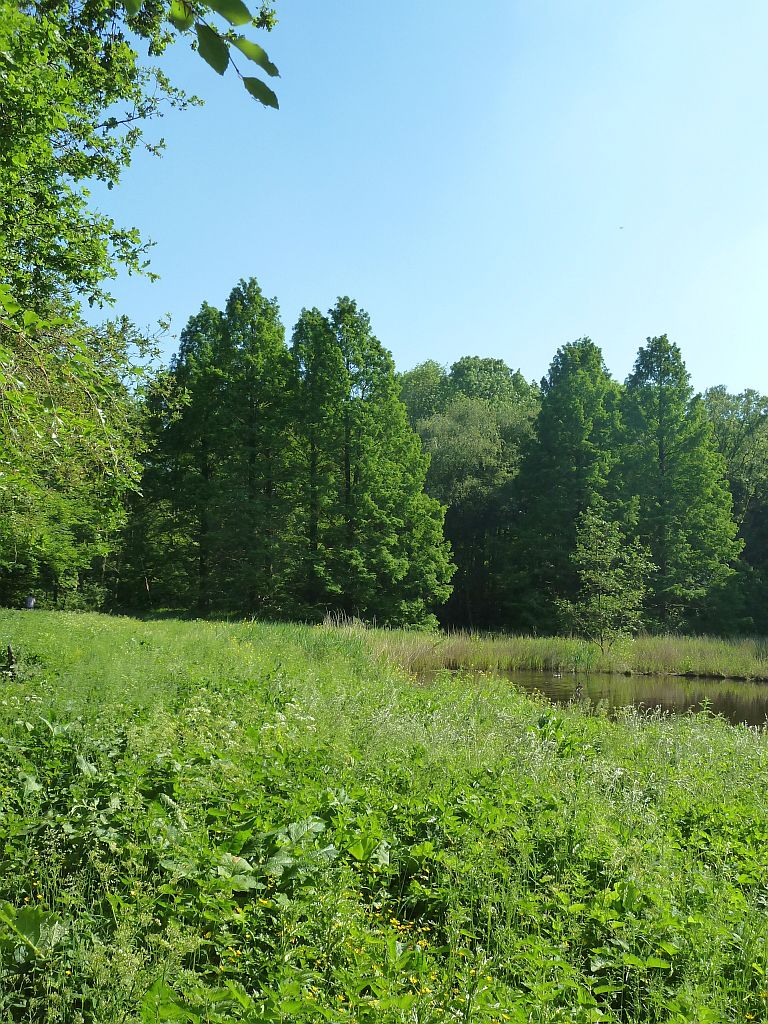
[494,670,768,727]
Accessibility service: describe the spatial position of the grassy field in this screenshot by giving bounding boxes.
[362,626,768,681]
[1,611,767,1023]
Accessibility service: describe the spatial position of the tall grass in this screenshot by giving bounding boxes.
[1,610,768,1022]
[354,624,768,680]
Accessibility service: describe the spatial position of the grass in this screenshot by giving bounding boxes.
[360,625,768,681]
[0,610,767,1022]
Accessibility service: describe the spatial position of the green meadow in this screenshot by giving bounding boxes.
[1,611,767,1023]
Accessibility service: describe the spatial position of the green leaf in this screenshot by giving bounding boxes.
[621,953,646,969]
[346,834,380,862]
[262,849,294,876]
[196,24,229,74]
[286,817,325,843]
[169,0,195,29]
[0,285,21,315]
[20,773,42,797]
[217,852,254,876]
[75,753,98,777]
[124,0,143,14]
[645,956,672,969]
[205,0,252,27]
[232,37,279,76]
[658,940,681,956]
[141,980,195,1022]
[243,76,278,109]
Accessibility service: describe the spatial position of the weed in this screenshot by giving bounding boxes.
[0,611,766,1021]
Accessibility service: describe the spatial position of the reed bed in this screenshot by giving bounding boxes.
[340,623,768,681]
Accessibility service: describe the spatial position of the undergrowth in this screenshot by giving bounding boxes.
[0,611,767,1022]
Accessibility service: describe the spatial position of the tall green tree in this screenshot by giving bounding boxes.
[703,387,768,530]
[291,299,454,625]
[217,280,297,614]
[417,391,538,628]
[400,355,538,628]
[143,302,227,612]
[290,308,348,613]
[129,281,298,614]
[512,338,621,631]
[702,388,768,631]
[620,337,741,628]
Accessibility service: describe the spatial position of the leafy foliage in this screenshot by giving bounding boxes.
[127,284,453,625]
[620,337,742,629]
[3,610,768,1021]
[0,295,156,606]
[559,504,655,652]
[0,0,278,308]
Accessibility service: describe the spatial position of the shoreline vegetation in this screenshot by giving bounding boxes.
[334,621,768,684]
[1,610,767,1022]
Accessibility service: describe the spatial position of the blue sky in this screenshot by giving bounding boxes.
[94,1,768,391]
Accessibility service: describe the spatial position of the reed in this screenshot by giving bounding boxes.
[337,622,768,681]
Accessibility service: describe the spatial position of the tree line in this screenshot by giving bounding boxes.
[401,338,767,635]
[5,4,764,637]
[5,272,767,638]
[111,281,453,626]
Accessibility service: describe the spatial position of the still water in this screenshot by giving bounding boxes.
[497,670,768,727]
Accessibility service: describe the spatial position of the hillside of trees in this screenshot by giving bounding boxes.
[4,271,767,635]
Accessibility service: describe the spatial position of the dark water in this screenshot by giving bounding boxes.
[498,670,768,727]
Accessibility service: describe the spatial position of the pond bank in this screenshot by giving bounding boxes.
[362,627,768,683]
[417,668,768,726]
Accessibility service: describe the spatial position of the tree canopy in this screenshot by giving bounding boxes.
[1,0,279,307]
[620,336,741,628]
[122,283,454,625]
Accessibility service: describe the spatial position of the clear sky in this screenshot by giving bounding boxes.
[93,0,768,392]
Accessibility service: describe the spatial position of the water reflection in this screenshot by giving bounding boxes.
[497,671,768,727]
